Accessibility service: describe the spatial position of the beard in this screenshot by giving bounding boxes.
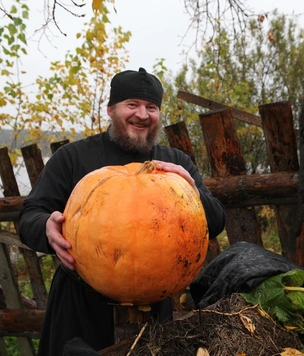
[108,115,162,155]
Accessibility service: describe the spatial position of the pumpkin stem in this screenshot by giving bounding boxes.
[135,161,157,174]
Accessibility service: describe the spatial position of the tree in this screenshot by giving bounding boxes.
[160,12,304,175]
[0,0,130,164]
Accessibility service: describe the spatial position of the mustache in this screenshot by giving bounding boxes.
[129,119,150,127]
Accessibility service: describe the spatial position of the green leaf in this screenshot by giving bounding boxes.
[18,33,27,45]
[2,47,11,55]
[241,269,304,333]
[1,69,11,76]
[8,24,17,36]
[11,5,17,14]
[22,10,29,19]
[13,17,22,26]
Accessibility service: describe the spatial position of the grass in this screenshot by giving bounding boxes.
[3,254,56,355]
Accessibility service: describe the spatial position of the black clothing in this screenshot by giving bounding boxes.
[40,265,115,355]
[19,131,225,356]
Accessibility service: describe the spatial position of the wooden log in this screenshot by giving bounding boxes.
[0,171,299,215]
[259,100,299,262]
[203,171,298,206]
[0,196,25,212]
[199,108,263,246]
[165,122,197,164]
[0,196,25,221]
[0,309,44,335]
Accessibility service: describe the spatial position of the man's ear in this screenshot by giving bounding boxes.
[107,106,112,117]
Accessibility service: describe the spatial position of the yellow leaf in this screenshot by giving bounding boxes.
[196,347,209,356]
[280,348,304,355]
[138,305,151,312]
[239,314,255,335]
[284,325,298,331]
[92,0,103,12]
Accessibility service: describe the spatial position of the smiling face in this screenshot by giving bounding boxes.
[107,99,162,154]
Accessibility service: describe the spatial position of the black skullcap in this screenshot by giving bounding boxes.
[108,67,163,108]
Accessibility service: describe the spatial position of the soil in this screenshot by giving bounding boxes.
[129,294,304,356]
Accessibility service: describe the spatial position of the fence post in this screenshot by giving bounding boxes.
[259,100,299,262]
[0,147,36,355]
[165,122,197,165]
[296,103,304,266]
[165,121,220,261]
[199,108,263,246]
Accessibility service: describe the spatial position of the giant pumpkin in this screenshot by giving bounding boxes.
[62,161,209,306]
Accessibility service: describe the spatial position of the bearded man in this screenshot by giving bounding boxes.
[19,67,225,356]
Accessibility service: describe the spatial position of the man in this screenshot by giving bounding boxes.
[19,67,225,356]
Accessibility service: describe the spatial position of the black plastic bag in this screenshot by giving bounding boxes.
[190,241,304,309]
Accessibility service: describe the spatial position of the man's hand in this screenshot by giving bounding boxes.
[153,160,200,197]
[46,211,75,270]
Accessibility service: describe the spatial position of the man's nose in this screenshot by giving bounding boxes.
[136,105,149,119]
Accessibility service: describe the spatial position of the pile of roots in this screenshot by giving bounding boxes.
[130,294,303,356]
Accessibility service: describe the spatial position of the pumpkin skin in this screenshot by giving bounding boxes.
[62,161,209,305]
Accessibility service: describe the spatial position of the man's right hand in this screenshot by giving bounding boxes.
[46,211,75,270]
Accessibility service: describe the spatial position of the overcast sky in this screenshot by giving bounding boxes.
[8,0,304,86]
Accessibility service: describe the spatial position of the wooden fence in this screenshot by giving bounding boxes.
[0,93,303,355]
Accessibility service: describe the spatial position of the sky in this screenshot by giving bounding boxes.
[5,0,304,87]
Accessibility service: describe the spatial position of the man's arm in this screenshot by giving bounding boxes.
[19,149,74,254]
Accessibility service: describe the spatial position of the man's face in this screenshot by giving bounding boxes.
[107,99,162,154]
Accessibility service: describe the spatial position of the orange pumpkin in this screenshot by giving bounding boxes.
[62,161,209,305]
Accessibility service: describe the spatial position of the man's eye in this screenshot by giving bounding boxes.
[128,103,137,108]
[147,105,157,111]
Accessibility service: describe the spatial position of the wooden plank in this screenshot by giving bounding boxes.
[0,231,32,250]
[296,103,304,266]
[50,139,70,154]
[98,339,134,355]
[0,147,21,196]
[177,90,262,126]
[21,144,45,187]
[259,100,299,262]
[0,147,36,355]
[199,108,263,246]
[165,122,196,164]
[19,144,48,309]
[1,146,48,313]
